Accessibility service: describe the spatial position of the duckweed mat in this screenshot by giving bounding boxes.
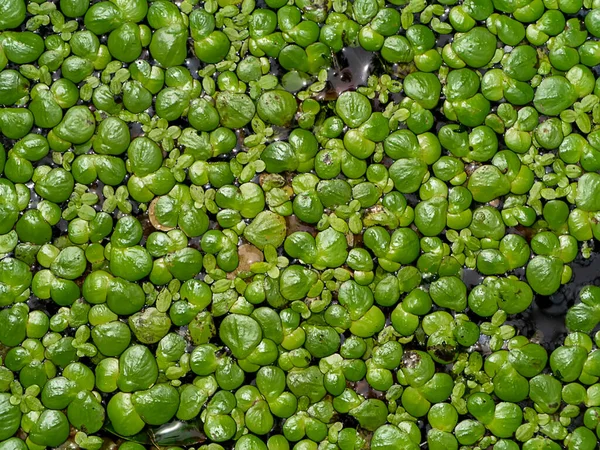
[2,0,600,449]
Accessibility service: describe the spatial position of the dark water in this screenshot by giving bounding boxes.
[462,251,600,350]
[316,47,379,101]
[531,252,600,345]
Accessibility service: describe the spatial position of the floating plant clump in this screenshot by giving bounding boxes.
[3,0,600,449]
